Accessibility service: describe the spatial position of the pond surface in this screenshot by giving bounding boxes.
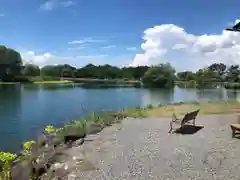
[0,84,240,152]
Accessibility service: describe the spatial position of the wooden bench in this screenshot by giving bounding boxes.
[230,124,240,138]
[169,109,200,133]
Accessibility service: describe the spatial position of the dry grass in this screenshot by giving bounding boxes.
[123,100,240,118]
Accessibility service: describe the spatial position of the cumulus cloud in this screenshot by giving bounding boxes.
[130,20,240,71]
[20,51,110,67]
[20,51,76,67]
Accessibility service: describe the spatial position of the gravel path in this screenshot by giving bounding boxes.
[68,114,240,180]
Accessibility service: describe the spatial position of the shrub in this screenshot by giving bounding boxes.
[23,141,36,154]
[0,152,17,179]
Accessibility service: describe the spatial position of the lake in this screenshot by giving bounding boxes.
[0,84,240,152]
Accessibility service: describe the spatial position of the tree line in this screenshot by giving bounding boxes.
[1,46,240,88]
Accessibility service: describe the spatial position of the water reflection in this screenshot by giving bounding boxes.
[196,88,225,101]
[0,85,23,151]
[226,89,239,100]
[141,88,174,106]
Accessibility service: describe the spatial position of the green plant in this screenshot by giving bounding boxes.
[44,125,55,133]
[0,152,17,179]
[55,127,64,134]
[146,104,154,109]
[23,140,36,154]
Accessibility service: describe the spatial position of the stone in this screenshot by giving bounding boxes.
[72,138,84,147]
[64,133,86,144]
[12,160,32,180]
[87,123,104,134]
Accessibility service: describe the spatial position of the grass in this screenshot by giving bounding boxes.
[33,80,73,84]
[0,82,20,85]
[0,80,73,85]
[122,100,240,118]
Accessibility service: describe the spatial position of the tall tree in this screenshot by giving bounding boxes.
[0,46,23,81]
[142,63,176,88]
[225,65,240,82]
[22,64,40,77]
[177,71,195,81]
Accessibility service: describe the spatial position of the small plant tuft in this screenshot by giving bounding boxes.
[44,125,55,133]
[23,140,36,154]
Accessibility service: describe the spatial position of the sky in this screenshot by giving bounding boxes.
[1,0,240,71]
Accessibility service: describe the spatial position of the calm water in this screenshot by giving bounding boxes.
[0,84,240,152]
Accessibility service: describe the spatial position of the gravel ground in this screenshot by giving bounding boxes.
[68,114,240,180]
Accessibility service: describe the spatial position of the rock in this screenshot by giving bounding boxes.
[72,138,84,147]
[68,173,78,180]
[12,160,32,180]
[64,133,86,144]
[87,123,104,134]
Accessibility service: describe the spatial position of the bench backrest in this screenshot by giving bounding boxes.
[181,109,200,125]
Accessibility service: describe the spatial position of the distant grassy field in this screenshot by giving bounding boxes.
[0,80,73,85]
[122,100,240,118]
[33,80,73,84]
[0,82,20,85]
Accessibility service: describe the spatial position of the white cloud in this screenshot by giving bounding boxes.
[21,50,109,67]
[130,21,240,71]
[126,47,137,51]
[40,0,57,11]
[102,45,116,49]
[21,51,75,67]
[68,38,106,45]
[0,14,5,17]
[40,0,75,11]
[61,1,75,7]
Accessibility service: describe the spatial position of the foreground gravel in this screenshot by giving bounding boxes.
[69,114,240,180]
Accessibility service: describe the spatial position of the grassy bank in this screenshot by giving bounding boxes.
[122,100,240,118]
[0,80,73,85]
[33,80,73,84]
[1,100,240,179]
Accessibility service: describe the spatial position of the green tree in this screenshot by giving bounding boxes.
[207,63,227,82]
[195,68,216,88]
[142,63,176,88]
[22,64,40,77]
[177,71,195,81]
[0,46,23,81]
[225,65,240,82]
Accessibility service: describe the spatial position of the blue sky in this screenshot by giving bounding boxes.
[1,0,240,71]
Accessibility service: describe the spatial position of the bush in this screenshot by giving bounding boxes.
[142,63,176,88]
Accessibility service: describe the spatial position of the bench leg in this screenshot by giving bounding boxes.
[193,118,196,126]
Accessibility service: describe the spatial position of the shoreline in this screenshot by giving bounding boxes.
[2,100,240,179]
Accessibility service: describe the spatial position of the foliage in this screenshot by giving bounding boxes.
[176,63,240,88]
[225,65,240,82]
[142,63,176,88]
[22,64,40,77]
[0,152,17,179]
[23,140,36,154]
[0,45,23,81]
[177,71,195,81]
[44,125,55,133]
